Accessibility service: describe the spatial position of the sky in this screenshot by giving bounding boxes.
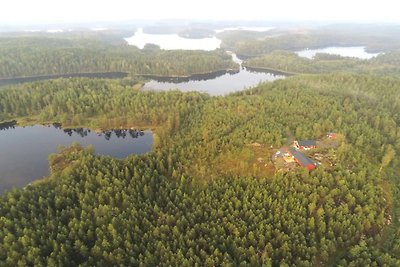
[0,0,399,25]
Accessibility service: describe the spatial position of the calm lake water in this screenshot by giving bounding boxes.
[125,28,285,95]
[296,46,381,59]
[143,68,284,96]
[143,52,284,95]
[0,125,153,194]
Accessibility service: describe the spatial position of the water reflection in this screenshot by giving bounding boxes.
[0,120,17,131]
[61,128,145,140]
[0,124,153,193]
[141,51,284,95]
[143,68,284,96]
[140,69,239,83]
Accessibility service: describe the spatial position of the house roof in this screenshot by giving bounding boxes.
[289,148,316,167]
[297,140,316,147]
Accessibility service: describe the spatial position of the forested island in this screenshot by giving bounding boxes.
[1,24,400,266]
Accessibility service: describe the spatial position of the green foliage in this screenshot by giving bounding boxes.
[0,37,237,78]
[1,73,400,265]
[0,146,390,266]
[244,50,400,77]
[0,78,208,130]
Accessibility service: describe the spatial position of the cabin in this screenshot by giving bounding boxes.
[289,148,317,170]
[327,132,337,139]
[294,140,316,150]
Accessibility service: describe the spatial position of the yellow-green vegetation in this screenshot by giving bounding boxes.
[0,73,400,266]
[48,143,93,173]
[211,144,275,178]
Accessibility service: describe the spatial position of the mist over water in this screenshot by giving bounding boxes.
[125,26,274,50]
[296,46,381,59]
[125,28,221,50]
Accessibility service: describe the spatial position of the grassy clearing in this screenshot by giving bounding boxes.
[213,144,276,178]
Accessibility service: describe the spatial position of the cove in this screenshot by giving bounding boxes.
[296,46,381,59]
[0,124,153,194]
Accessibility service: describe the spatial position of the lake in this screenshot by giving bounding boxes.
[125,28,284,95]
[296,46,381,59]
[0,124,153,194]
[125,28,221,50]
[125,26,273,50]
[142,52,284,96]
[142,68,283,96]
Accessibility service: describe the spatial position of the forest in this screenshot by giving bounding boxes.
[0,36,237,78]
[0,73,400,266]
[243,50,400,76]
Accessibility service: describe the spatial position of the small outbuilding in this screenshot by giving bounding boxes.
[294,140,316,150]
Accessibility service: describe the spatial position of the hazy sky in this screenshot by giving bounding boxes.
[1,0,399,25]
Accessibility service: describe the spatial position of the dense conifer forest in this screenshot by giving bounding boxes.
[0,36,237,78]
[243,50,400,76]
[1,73,400,266]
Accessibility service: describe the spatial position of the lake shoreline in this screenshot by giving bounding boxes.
[0,72,130,86]
[0,119,155,135]
[0,68,242,86]
[0,123,154,194]
[136,68,240,83]
[243,65,296,76]
[0,120,17,130]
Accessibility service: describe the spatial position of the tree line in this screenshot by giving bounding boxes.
[243,50,400,77]
[0,36,237,78]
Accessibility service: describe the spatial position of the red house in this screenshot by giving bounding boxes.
[294,140,316,150]
[289,148,316,170]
